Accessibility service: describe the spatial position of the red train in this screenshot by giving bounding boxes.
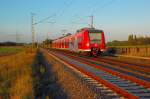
[52,27,106,56]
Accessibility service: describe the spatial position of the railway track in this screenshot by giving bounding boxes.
[45,49,150,99]
[89,57,150,82]
[57,51,150,86]
[53,49,150,82]
[96,57,150,75]
[102,57,150,67]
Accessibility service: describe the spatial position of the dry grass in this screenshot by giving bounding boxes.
[43,51,97,99]
[108,56,150,66]
[0,48,36,99]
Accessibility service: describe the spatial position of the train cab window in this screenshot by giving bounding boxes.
[89,32,102,44]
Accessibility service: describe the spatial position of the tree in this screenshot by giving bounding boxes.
[128,34,134,45]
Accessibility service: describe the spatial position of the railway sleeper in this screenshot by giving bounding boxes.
[79,73,122,98]
[49,50,150,99]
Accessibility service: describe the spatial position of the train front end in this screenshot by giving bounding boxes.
[84,28,106,56]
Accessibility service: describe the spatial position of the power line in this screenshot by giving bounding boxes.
[58,0,74,17]
[33,0,73,26]
[31,12,56,45]
[71,0,117,29]
[34,14,56,25]
[90,0,117,14]
[30,0,74,42]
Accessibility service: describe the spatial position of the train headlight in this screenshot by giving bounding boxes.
[86,43,89,47]
[94,44,98,47]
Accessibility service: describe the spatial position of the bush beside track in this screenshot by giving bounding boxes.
[107,45,150,57]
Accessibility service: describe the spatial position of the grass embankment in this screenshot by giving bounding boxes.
[108,45,150,48]
[43,50,97,99]
[32,51,68,99]
[0,48,36,99]
[0,46,23,56]
[108,56,150,66]
[0,48,97,99]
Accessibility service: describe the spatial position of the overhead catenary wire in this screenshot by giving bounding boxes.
[70,0,117,29]
[31,0,115,40]
[58,0,74,17]
[90,0,117,14]
[31,0,74,42]
[33,14,56,25]
[34,0,74,25]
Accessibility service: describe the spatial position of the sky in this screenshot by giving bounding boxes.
[0,0,150,43]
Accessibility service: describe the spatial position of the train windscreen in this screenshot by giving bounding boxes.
[89,32,102,44]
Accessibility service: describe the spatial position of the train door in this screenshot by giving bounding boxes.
[74,36,78,52]
[78,34,82,49]
[69,38,73,51]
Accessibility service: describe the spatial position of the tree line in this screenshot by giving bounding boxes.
[0,42,24,46]
[107,34,150,46]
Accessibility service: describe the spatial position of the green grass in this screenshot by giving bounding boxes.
[0,47,23,54]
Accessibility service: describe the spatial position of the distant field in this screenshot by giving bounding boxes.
[0,46,23,56]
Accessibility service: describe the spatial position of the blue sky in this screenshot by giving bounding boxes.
[0,0,150,42]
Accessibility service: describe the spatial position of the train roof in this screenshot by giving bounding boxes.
[76,27,103,33]
[53,33,72,41]
[53,27,104,42]
[59,33,72,38]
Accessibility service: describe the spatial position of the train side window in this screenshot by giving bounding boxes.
[67,40,69,46]
[78,38,81,44]
[65,40,67,46]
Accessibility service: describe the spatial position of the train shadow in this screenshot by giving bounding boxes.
[32,50,68,99]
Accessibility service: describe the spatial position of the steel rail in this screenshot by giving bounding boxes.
[47,51,138,99]
[97,58,150,73]
[59,52,150,89]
